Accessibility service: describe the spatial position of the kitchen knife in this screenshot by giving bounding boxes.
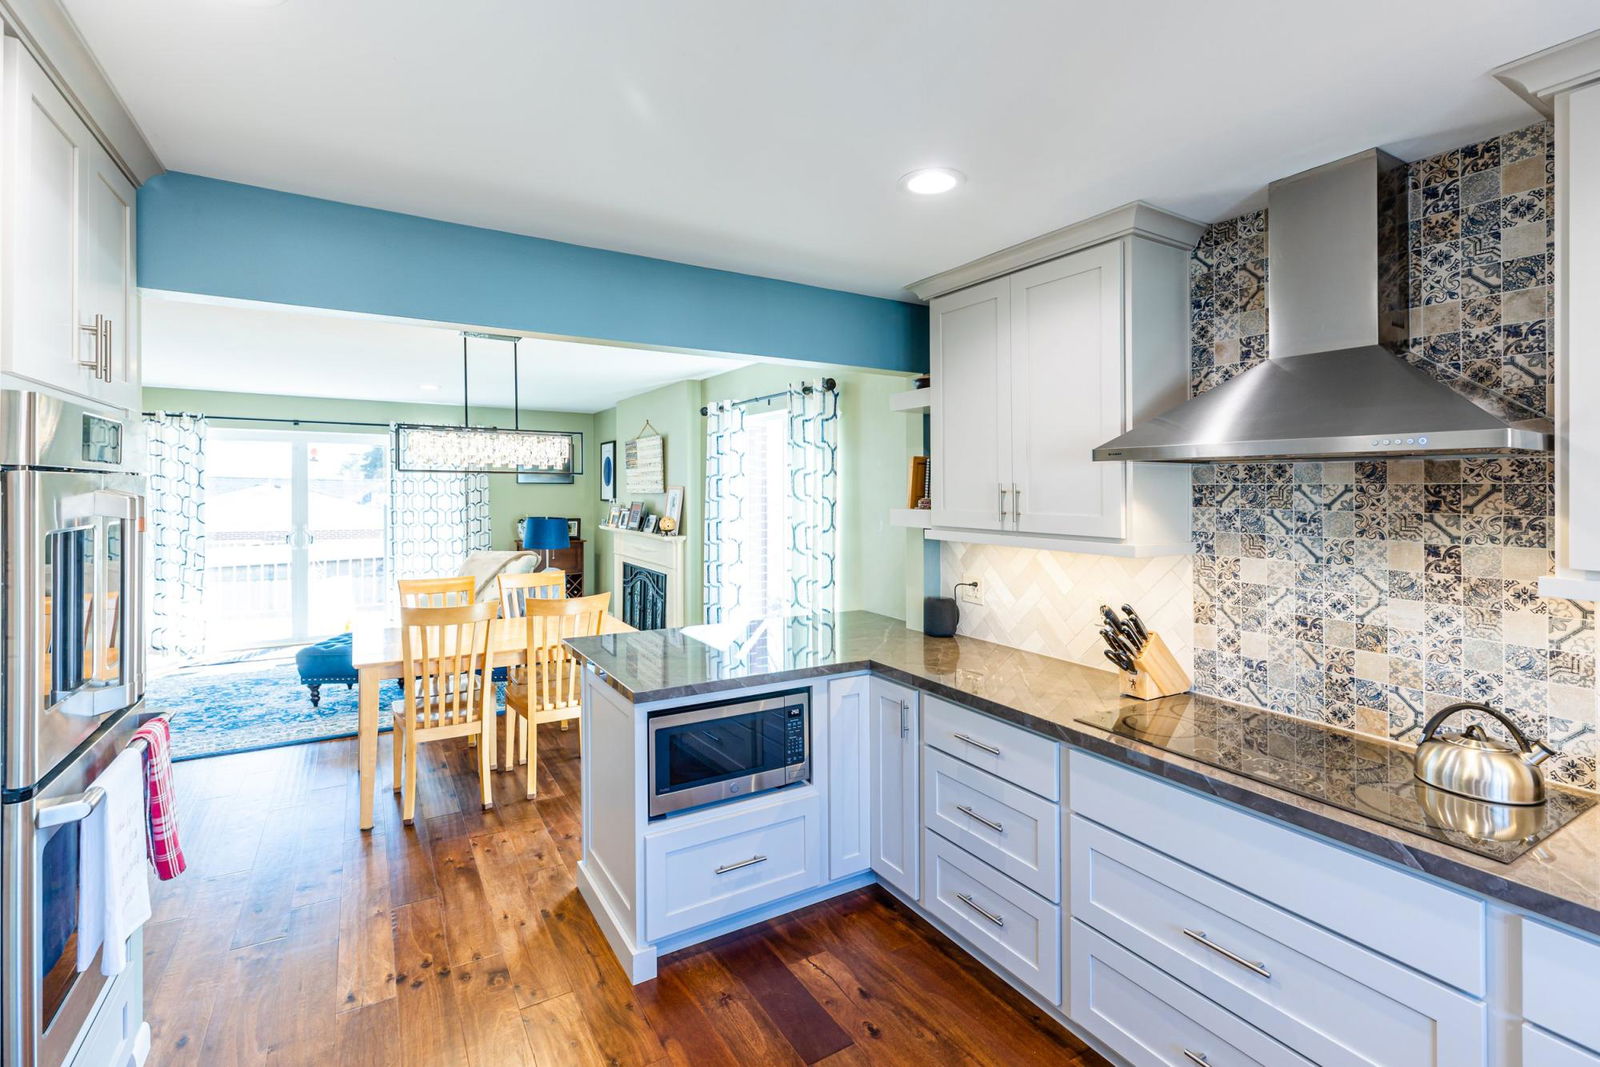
[1104,648,1135,673]
[1100,626,1136,661]
[1121,604,1149,647]
[1100,603,1141,650]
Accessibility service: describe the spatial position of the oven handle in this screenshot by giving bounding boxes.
[35,785,106,829]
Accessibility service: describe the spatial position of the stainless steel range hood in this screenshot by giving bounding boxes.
[1093,149,1553,463]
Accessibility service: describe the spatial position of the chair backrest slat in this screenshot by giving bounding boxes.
[497,569,566,620]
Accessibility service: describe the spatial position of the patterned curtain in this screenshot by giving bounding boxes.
[386,437,492,591]
[787,380,840,627]
[145,413,208,663]
[703,400,749,622]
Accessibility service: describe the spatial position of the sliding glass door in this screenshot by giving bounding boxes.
[203,429,388,651]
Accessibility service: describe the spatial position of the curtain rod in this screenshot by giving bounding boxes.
[142,412,393,428]
[699,377,836,417]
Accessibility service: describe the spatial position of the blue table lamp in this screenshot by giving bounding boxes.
[521,516,570,571]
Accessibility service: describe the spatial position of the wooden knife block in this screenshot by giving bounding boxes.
[1120,631,1191,700]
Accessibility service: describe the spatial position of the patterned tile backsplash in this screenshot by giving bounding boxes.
[1189,120,1599,790]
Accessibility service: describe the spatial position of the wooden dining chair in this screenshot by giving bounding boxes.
[398,575,477,608]
[504,592,610,796]
[392,600,499,823]
[496,570,567,618]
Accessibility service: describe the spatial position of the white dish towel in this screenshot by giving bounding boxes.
[76,748,152,976]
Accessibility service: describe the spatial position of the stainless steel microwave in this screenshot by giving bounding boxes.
[647,689,811,817]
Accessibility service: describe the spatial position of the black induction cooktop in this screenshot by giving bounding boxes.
[1075,700,1595,863]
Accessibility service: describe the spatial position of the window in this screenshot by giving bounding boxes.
[203,429,388,649]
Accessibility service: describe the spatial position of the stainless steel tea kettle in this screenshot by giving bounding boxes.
[1412,702,1557,806]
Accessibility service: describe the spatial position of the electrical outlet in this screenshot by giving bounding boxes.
[957,577,983,605]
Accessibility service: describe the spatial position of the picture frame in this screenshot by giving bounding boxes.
[599,440,617,502]
[644,515,659,534]
[567,517,581,539]
[625,425,665,494]
[626,501,643,529]
[663,485,684,531]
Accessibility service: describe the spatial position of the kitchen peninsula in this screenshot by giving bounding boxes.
[569,611,1600,1067]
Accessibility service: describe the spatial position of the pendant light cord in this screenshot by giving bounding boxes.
[461,334,470,427]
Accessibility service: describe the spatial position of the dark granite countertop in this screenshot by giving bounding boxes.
[566,611,1600,938]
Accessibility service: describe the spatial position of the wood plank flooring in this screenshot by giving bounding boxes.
[145,726,1108,1066]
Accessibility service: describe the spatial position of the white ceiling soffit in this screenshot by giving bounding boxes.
[139,294,755,412]
[63,0,1600,299]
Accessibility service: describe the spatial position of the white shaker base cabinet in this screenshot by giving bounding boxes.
[868,676,920,898]
[579,667,1600,1067]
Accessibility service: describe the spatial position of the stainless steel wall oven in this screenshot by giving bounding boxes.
[1,391,146,1067]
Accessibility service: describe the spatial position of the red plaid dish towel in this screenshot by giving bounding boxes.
[131,716,186,880]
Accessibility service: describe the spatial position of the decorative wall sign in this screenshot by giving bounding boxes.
[600,440,617,501]
[625,423,665,494]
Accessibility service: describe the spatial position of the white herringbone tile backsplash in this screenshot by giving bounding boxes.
[939,542,1193,674]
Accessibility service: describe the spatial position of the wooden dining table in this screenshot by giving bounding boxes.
[352,612,633,829]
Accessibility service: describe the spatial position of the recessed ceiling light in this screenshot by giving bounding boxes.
[419,383,440,392]
[900,168,965,196]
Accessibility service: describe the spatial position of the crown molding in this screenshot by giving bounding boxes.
[905,201,1205,302]
[1493,29,1600,118]
[1,0,162,183]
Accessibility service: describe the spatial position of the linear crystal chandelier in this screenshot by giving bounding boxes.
[393,333,579,475]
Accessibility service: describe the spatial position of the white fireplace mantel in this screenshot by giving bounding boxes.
[599,525,689,628]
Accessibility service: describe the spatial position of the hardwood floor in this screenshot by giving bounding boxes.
[145,726,1108,1066]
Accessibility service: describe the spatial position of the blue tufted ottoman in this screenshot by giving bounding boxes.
[295,633,357,707]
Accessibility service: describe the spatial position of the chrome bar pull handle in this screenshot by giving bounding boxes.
[100,317,113,381]
[955,892,1005,927]
[1182,928,1272,979]
[78,314,103,371]
[898,699,909,739]
[998,484,1008,524]
[956,804,1003,833]
[1011,482,1020,529]
[714,854,767,875]
[952,732,1001,756]
[1182,1051,1209,1066]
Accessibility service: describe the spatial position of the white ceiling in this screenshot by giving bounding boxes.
[64,1,1599,300]
[140,295,754,411]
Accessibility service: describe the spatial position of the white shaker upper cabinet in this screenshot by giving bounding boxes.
[81,140,138,414]
[2,38,95,399]
[1,39,140,415]
[930,277,1010,531]
[917,204,1200,557]
[1009,243,1126,539]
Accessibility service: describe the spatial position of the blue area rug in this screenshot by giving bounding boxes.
[146,649,405,761]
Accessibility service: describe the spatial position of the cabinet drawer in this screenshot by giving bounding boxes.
[1524,919,1600,1052]
[924,747,1060,901]
[1069,752,1486,995]
[924,695,1059,800]
[1526,1025,1600,1067]
[1071,921,1314,1067]
[644,791,823,940]
[923,830,1061,1002]
[1071,816,1486,1067]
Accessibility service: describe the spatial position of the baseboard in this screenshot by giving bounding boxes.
[576,860,657,983]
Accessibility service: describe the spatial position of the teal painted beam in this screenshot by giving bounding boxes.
[138,172,928,373]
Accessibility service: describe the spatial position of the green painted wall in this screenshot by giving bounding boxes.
[143,387,603,583]
[590,363,920,624]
